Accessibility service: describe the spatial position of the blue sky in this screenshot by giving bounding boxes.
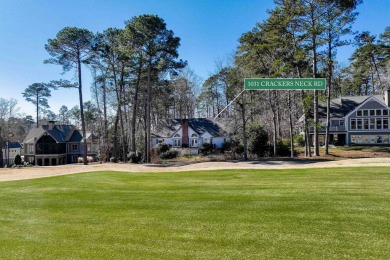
[0,0,389,116]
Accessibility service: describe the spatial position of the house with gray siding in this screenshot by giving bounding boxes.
[309,91,390,145]
[151,118,230,154]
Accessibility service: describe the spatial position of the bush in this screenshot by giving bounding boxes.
[199,143,213,155]
[155,142,170,155]
[277,140,291,157]
[247,123,269,157]
[128,152,142,163]
[294,134,305,147]
[160,149,179,159]
[78,156,94,163]
[14,154,22,165]
[221,139,244,159]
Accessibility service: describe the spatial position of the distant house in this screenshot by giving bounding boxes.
[2,142,23,166]
[306,90,390,145]
[23,121,98,166]
[151,118,229,154]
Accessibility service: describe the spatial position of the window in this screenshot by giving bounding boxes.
[71,144,78,151]
[384,118,389,129]
[191,138,198,147]
[376,109,382,116]
[377,135,383,144]
[363,119,369,129]
[87,144,91,153]
[370,110,375,116]
[363,135,369,143]
[357,119,362,129]
[370,118,375,129]
[383,110,389,116]
[28,144,34,154]
[72,155,78,162]
[357,110,362,117]
[340,120,344,126]
[384,136,389,144]
[351,135,356,144]
[376,118,382,129]
[363,110,369,116]
[357,135,363,144]
[204,138,210,144]
[173,134,180,138]
[158,139,164,144]
[370,135,375,143]
[173,139,181,147]
[350,119,356,130]
[191,133,198,137]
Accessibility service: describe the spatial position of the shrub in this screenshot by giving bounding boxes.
[294,134,305,147]
[14,154,22,165]
[160,149,179,159]
[199,143,213,155]
[155,142,170,156]
[277,140,291,157]
[247,123,269,157]
[128,152,142,163]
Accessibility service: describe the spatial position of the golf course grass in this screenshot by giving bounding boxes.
[0,168,389,259]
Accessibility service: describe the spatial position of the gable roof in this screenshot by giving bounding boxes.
[152,118,230,138]
[23,124,82,143]
[318,95,387,118]
[2,142,22,149]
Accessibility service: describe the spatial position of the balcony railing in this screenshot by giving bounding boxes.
[309,126,346,132]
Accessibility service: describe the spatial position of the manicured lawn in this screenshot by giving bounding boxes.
[0,168,389,259]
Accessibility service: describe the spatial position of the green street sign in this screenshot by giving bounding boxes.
[244,78,326,90]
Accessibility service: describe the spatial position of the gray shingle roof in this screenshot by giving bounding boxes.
[318,95,386,118]
[153,118,229,138]
[23,124,82,143]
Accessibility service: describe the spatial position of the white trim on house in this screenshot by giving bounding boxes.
[345,96,386,118]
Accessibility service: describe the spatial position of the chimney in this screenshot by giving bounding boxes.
[182,119,189,147]
[48,120,56,130]
[386,89,390,107]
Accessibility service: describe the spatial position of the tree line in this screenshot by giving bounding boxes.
[2,0,390,164]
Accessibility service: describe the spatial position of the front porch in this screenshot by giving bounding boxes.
[35,154,67,166]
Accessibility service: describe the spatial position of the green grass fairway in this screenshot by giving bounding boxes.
[0,168,389,259]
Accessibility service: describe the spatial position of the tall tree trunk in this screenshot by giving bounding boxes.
[77,53,88,165]
[268,91,277,157]
[276,92,282,137]
[241,92,247,161]
[325,31,333,155]
[92,68,104,163]
[144,95,148,163]
[288,91,294,158]
[113,110,119,160]
[146,56,152,163]
[102,80,108,162]
[131,56,143,153]
[36,91,39,127]
[119,65,127,162]
[313,42,320,156]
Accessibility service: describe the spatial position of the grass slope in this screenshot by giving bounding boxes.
[0,168,389,259]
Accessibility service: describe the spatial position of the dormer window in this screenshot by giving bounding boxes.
[174,134,180,137]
